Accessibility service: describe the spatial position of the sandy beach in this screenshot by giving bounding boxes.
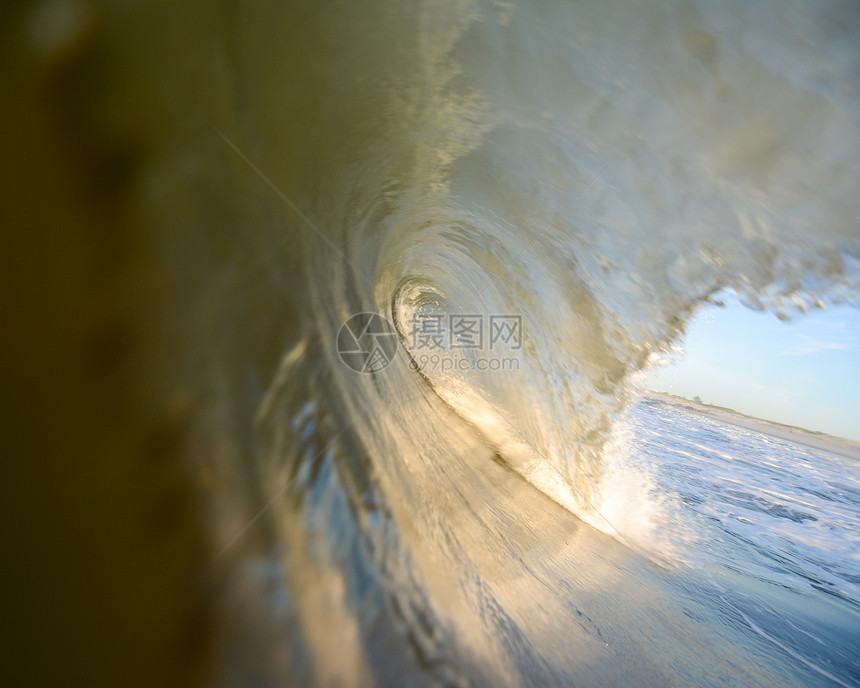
[645,391,860,463]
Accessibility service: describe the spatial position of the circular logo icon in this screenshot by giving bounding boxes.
[337,312,399,373]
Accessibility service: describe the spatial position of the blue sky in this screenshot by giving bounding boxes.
[643,296,860,441]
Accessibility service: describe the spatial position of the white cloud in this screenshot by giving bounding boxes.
[778,331,859,356]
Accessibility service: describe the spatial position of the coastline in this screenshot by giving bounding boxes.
[644,391,860,463]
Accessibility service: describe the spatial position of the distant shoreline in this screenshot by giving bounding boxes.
[644,391,860,463]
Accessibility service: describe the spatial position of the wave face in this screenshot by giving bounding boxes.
[291,0,860,519]
[142,1,860,685]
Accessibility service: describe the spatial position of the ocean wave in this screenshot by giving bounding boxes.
[9,0,859,684]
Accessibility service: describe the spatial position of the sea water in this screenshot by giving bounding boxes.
[615,398,860,687]
[191,2,860,684]
[27,0,860,684]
